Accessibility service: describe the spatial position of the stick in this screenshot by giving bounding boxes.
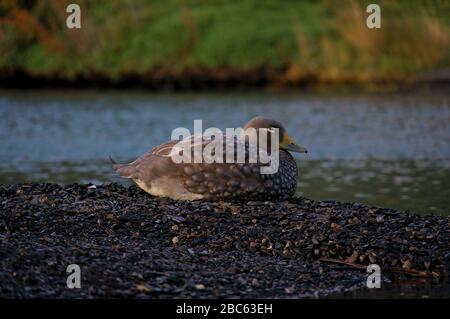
[318,257,433,278]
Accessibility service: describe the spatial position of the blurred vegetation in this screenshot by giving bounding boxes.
[0,0,449,86]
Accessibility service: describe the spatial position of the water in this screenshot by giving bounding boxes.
[0,89,449,215]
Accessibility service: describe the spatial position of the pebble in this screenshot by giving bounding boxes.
[0,183,448,298]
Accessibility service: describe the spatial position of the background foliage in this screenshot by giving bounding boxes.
[1,0,449,84]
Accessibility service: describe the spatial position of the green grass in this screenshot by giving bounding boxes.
[1,0,449,84]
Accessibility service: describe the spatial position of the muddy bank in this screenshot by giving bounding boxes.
[0,183,449,298]
[1,68,450,91]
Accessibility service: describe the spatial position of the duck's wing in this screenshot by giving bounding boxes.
[169,133,268,200]
[112,139,179,179]
[112,135,212,179]
[113,134,272,200]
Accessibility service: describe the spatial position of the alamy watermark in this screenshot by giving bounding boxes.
[66,3,381,30]
[66,4,81,29]
[366,264,381,288]
[167,120,282,174]
[66,264,81,289]
[366,4,381,29]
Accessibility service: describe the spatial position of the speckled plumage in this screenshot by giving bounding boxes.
[180,149,298,201]
[113,117,306,201]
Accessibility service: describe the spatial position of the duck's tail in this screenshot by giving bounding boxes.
[109,156,133,178]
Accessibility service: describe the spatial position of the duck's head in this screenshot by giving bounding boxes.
[243,116,308,153]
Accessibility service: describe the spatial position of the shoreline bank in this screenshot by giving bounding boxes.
[1,68,449,91]
[0,183,448,298]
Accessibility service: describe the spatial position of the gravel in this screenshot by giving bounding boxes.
[0,183,449,298]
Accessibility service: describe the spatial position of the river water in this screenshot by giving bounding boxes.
[1,89,448,215]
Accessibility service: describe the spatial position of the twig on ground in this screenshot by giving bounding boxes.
[319,257,433,278]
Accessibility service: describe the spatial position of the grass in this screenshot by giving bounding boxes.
[0,0,449,85]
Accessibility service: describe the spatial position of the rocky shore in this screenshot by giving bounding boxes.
[0,183,449,298]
